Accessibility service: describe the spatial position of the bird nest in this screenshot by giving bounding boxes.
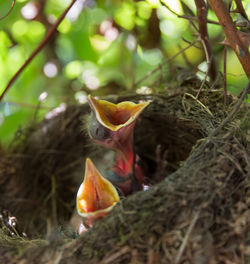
[0,85,249,263]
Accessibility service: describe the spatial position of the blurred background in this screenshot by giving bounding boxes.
[0,0,249,145]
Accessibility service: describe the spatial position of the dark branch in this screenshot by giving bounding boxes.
[222,46,228,105]
[0,0,78,101]
[180,15,220,25]
[194,0,217,81]
[208,0,250,78]
[234,0,248,20]
[0,0,15,21]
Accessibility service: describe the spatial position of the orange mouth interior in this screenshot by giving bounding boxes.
[88,95,150,131]
[77,158,119,217]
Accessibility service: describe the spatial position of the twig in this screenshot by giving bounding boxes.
[183,18,214,97]
[223,46,228,106]
[210,80,250,137]
[180,15,220,25]
[187,19,200,34]
[0,0,77,101]
[101,246,130,264]
[234,0,248,20]
[180,0,195,16]
[160,0,220,25]
[183,92,214,117]
[194,0,217,81]
[1,100,50,109]
[135,40,199,87]
[208,0,250,77]
[178,44,193,68]
[51,174,57,226]
[0,0,15,21]
[175,210,200,264]
[160,0,181,17]
[182,38,201,49]
[196,39,211,99]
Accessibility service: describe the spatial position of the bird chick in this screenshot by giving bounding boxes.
[87,95,150,195]
[77,158,119,232]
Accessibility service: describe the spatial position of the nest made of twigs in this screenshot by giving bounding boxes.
[0,85,249,264]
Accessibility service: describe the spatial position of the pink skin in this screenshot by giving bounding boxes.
[87,96,149,195]
[91,121,135,173]
[91,121,145,195]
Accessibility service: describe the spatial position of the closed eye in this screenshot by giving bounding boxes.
[89,114,110,141]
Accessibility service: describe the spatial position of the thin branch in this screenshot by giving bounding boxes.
[223,46,228,106]
[183,93,214,117]
[210,79,250,137]
[179,44,194,68]
[101,247,130,264]
[228,0,233,12]
[184,17,215,93]
[0,0,16,21]
[187,19,200,33]
[0,0,77,101]
[2,100,50,109]
[160,0,181,17]
[175,210,200,264]
[195,40,210,99]
[180,15,220,25]
[194,0,217,81]
[160,1,220,25]
[180,0,195,16]
[182,38,201,49]
[234,0,248,20]
[208,0,250,77]
[135,40,199,87]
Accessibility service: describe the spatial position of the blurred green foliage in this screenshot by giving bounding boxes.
[0,0,249,145]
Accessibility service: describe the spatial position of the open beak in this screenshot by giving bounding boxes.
[87,95,150,196]
[77,158,120,226]
[88,95,150,132]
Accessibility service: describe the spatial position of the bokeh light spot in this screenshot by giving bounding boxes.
[100,20,112,34]
[136,86,152,94]
[66,0,84,21]
[160,0,182,14]
[160,20,175,36]
[65,61,83,79]
[38,92,48,102]
[82,69,99,90]
[146,0,159,7]
[105,28,119,42]
[85,76,99,90]
[12,20,28,37]
[126,34,137,50]
[43,62,58,78]
[75,91,88,104]
[21,2,38,20]
[46,103,66,120]
[137,2,152,19]
[114,2,135,30]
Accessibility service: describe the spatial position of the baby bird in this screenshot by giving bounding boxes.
[87,95,150,195]
[77,158,119,232]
